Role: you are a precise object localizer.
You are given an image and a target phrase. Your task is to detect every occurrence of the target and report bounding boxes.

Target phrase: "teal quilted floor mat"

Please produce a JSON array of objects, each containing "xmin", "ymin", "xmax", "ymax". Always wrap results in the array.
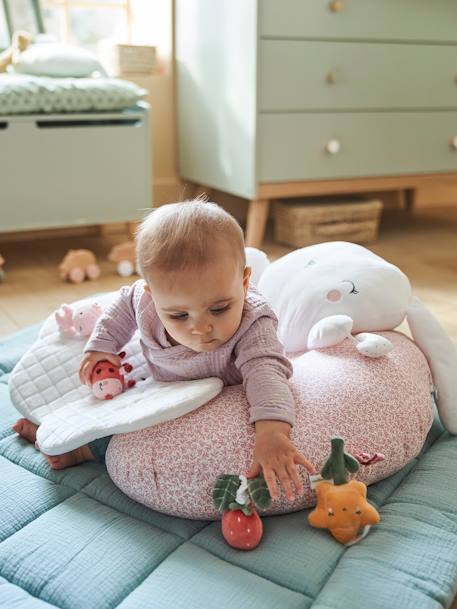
[{"xmin": 1, "ymin": 325, "xmax": 457, "ymax": 609}]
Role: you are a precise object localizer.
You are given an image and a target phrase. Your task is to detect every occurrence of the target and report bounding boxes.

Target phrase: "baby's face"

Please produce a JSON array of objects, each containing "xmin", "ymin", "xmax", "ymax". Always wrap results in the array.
[{"xmin": 147, "ymin": 257, "xmax": 251, "ymax": 352}]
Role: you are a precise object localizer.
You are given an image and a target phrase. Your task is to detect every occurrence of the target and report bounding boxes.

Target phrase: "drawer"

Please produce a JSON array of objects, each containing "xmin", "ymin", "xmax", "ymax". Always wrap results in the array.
[
  {"xmin": 259, "ymin": 40, "xmax": 457, "ymax": 111},
  {"xmin": 260, "ymin": 0, "xmax": 457, "ymax": 43},
  {"xmin": 258, "ymin": 112, "xmax": 457, "ymax": 182}
]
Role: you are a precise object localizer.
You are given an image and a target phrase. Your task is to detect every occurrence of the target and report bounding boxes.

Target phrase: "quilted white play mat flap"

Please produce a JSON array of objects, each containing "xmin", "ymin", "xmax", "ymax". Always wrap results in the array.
[{"xmin": 9, "ymin": 292, "xmax": 223, "ymax": 455}]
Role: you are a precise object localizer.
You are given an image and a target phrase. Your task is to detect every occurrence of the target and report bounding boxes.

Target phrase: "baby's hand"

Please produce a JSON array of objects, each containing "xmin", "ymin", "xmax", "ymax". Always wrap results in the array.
[
  {"xmin": 246, "ymin": 420, "xmax": 316, "ymax": 502},
  {"xmin": 79, "ymin": 351, "xmax": 121, "ymax": 387}
]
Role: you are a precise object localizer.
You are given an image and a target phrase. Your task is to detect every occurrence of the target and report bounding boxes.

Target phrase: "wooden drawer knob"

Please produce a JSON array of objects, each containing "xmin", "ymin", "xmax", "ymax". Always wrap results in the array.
[
  {"xmin": 326, "ymin": 68, "xmax": 344, "ymax": 85},
  {"xmin": 325, "ymin": 139, "xmax": 341, "ymax": 154},
  {"xmin": 450, "ymin": 136, "xmax": 457, "ymax": 150},
  {"xmin": 329, "ymin": 0, "xmax": 345, "ymax": 13}
]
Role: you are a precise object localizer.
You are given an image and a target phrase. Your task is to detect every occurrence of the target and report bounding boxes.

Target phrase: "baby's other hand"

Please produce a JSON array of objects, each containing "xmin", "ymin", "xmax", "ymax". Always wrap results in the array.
[
  {"xmin": 79, "ymin": 351, "xmax": 121, "ymax": 387},
  {"xmin": 246, "ymin": 420, "xmax": 316, "ymax": 502}
]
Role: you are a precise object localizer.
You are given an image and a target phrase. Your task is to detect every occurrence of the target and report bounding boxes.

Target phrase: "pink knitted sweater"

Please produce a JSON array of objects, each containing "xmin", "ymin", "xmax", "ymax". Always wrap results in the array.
[{"xmin": 85, "ymin": 281, "xmax": 295, "ymax": 425}]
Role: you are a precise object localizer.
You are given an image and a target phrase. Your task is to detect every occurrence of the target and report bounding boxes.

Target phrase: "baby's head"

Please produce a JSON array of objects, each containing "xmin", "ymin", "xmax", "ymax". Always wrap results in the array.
[{"xmin": 136, "ymin": 200, "xmax": 251, "ymax": 352}]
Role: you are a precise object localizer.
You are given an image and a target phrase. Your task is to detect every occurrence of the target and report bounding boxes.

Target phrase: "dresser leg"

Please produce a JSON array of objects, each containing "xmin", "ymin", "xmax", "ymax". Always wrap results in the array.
[
  {"xmin": 98, "ymin": 224, "xmax": 111, "ymax": 238},
  {"xmin": 404, "ymin": 188, "xmax": 416, "ymax": 212},
  {"xmin": 185, "ymin": 181, "xmax": 212, "ymax": 201},
  {"xmin": 126, "ymin": 222, "xmax": 138, "ymax": 240},
  {"xmin": 195, "ymin": 185, "xmax": 212, "ymax": 200},
  {"xmin": 245, "ymin": 199, "xmax": 270, "ymax": 248}
]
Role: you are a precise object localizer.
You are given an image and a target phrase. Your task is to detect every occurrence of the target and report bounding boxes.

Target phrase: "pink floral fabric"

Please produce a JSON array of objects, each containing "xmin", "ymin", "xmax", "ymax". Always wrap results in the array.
[{"xmin": 106, "ymin": 332, "xmax": 434, "ymax": 520}]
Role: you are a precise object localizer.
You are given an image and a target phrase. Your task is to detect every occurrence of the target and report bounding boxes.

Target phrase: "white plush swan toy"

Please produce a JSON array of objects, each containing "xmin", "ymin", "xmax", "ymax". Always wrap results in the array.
[{"xmin": 246, "ymin": 241, "xmax": 457, "ymax": 434}]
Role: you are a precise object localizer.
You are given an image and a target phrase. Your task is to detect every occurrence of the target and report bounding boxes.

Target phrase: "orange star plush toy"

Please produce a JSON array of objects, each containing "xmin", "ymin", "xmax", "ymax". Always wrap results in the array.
[{"xmin": 308, "ymin": 437, "xmax": 380, "ymax": 545}]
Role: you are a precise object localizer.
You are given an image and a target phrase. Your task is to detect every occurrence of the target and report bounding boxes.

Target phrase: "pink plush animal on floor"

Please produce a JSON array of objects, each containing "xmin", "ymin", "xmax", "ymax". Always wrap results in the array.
[
  {"xmin": 55, "ymin": 302, "xmax": 103, "ymax": 338},
  {"xmin": 59, "ymin": 249, "xmax": 100, "ymax": 283},
  {"xmin": 108, "ymin": 241, "xmax": 137, "ymax": 277},
  {"xmin": 59, "ymin": 250, "xmax": 100, "ymax": 283},
  {"xmin": 91, "ymin": 352, "xmax": 136, "ymax": 400}
]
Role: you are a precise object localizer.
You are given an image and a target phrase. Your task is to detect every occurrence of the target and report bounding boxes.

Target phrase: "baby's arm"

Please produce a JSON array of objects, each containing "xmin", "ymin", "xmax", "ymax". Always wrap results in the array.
[
  {"xmin": 235, "ymin": 317, "xmax": 315, "ymax": 500},
  {"xmin": 234, "ymin": 315, "xmax": 296, "ymax": 426},
  {"xmin": 79, "ymin": 283, "xmax": 140, "ymax": 385}
]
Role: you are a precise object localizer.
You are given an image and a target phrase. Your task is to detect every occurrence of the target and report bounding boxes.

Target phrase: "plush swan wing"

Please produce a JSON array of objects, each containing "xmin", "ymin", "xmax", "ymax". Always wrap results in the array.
[
  {"xmin": 308, "ymin": 315, "xmax": 393, "ymax": 357},
  {"xmin": 307, "ymin": 315, "xmax": 354, "ymax": 349},
  {"xmin": 406, "ymin": 296, "xmax": 457, "ymax": 434},
  {"xmin": 354, "ymin": 333, "xmax": 394, "ymax": 358}
]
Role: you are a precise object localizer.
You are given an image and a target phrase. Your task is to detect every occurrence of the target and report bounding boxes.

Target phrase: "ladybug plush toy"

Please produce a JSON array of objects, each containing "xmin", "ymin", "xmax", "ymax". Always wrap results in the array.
[{"xmin": 90, "ymin": 352, "xmax": 135, "ymax": 400}]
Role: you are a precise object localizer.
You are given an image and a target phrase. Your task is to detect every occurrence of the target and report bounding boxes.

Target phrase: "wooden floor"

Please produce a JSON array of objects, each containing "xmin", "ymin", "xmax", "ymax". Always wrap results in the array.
[{"xmin": 0, "ymin": 206, "xmax": 456, "ymax": 341}]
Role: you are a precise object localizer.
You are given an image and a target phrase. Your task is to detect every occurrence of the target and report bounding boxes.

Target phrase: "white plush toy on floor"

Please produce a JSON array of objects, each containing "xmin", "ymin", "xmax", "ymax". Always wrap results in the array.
[{"xmin": 247, "ymin": 241, "xmax": 457, "ymax": 434}]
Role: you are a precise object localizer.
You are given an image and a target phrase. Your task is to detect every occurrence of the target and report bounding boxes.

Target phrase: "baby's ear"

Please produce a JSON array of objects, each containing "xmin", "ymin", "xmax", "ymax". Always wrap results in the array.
[{"xmin": 243, "ymin": 266, "xmax": 252, "ymax": 290}]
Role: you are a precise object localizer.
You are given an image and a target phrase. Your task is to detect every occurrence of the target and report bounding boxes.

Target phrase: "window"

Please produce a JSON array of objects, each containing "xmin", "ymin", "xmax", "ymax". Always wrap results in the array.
[
  {"xmin": 42, "ymin": 0, "xmax": 131, "ymax": 53},
  {"xmin": 1, "ymin": 0, "xmax": 44, "ymax": 46},
  {"xmin": 0, "ymin": 3, "xmax": 9, "ymax": 48},
  {"xmin": 0, "ymin": 1, "xmax": 170, "ymax": 67}
]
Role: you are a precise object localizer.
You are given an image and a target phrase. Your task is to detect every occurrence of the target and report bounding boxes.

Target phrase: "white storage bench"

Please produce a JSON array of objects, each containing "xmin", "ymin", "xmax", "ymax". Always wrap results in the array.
[{"xmin": 0, "ymin": 102, "xmax": 152, "ymax": 232}]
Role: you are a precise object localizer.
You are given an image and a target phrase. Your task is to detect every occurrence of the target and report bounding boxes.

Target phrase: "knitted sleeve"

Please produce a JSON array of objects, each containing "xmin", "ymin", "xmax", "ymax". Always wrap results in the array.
[
  {"xmin": 84, "ymin": 282, "xmax": 140, "ymax": 354},
  {"xmin": 234, "ymin": 316, "xmax": 295, "ymax": 426}
]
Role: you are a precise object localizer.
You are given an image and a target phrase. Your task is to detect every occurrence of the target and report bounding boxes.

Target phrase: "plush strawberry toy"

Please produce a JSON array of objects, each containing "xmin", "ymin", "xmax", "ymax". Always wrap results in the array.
[
  {"xmin": 90, "ymin": 351, "xmax": 135, "ymax": 400},
  {"xmin": 213, "ymin": 474, "xmax": 271, "ymax": 550}
]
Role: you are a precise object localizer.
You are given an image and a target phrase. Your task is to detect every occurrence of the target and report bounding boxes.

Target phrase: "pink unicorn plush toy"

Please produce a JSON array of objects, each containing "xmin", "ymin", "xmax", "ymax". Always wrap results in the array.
[{"xmin": 55, "ymin": 302, "xmax": 103, "ymax": 338}]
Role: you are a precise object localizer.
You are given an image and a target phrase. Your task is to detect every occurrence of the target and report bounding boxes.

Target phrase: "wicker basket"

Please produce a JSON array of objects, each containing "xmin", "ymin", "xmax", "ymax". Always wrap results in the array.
[
  {"xmin": 274, "ymin": 198, "xmax": 383, "ymax": 248},
  {"xmin": 99, "ymin": 42, "xmax": 157, "ymax": 75}
]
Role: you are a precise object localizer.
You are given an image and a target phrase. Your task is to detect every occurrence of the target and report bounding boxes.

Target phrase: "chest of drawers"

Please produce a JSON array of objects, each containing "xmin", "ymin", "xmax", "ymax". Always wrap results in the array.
[{"xmin": 175, "ymin": 0, "xmax": 457, "ymax": 247}]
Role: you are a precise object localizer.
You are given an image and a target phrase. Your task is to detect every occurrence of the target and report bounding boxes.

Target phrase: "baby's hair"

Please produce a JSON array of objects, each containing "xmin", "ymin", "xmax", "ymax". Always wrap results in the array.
[{"xmin": 136, "ymin": 199, "xmax": 246, "ymax": 278}]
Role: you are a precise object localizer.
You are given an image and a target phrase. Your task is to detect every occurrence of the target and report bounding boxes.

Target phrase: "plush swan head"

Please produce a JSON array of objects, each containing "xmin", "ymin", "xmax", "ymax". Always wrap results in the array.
[{"xmin": 257, "ymin": 242, "xmax": 411, "ymax": 353}]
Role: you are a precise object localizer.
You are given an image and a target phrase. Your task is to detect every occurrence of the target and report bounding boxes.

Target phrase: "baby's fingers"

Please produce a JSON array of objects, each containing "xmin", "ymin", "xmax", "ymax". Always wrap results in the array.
[
  {"xmin": 78, "ymin": 359, "xmax": 89, "ymax": 385},
  {"xmin": 263, "ymin": 467, "xmax": 279, "ymax": 500},
  {"xmin": 276, "ymin": 467, "xmax": 295, "ymax": 502},
  {"xmin": 294, "ymin": 452, "xmax": 317, "ymax": 475},
  {"xmin": 286, "ymin": 462, "xmax": 304, "ymax": 496},
  {"xmin": 105, "ymin": 353, "xmax": 122, "ymax": 367},
  {"xmin": 80, "ymin": 361, "xmax": 94, "ymax": 386}
]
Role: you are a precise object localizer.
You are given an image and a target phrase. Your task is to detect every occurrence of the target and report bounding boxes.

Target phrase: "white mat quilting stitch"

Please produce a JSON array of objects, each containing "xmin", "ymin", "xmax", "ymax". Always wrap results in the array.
[{"xmin": 9, "ymin": 292, "xmax": 223, "ymax": 455}]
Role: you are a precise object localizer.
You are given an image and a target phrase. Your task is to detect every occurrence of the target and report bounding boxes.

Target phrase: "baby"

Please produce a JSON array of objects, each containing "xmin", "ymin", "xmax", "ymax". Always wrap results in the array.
[{"xmin": 14, "ymin": 200, "xmax": 314, "ymax": 501}]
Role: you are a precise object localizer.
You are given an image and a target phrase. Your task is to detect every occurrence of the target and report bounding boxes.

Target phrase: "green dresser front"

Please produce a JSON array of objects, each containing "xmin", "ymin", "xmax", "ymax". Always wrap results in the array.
[
  {"xmin": 257, "ymin": 0, "xmax": 457, "ymax": 185},
  {"xmin": 260, "ymin": 0, "xmax": 457, "ymax": 43},
  {"xmin": 258, "ymin": 112, "xmax": 457, "ymax": 182},
  {"xmin": 175, "ymin": 1, "xmax": 457, "ymax": 203},
  {"xmin": 259, "ymin": 40, "xmax": 457, "ymax": 112}
]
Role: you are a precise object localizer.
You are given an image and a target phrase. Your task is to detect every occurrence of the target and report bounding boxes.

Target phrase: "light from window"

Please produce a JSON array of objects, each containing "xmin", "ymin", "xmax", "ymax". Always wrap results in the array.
[
  {"xmin": 41, "ymin": 1, "xmax": 170, "ymax": 65},
  {"xmin": 42, "ymin": 0, "xmax": 131, "ymax": 54}
]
